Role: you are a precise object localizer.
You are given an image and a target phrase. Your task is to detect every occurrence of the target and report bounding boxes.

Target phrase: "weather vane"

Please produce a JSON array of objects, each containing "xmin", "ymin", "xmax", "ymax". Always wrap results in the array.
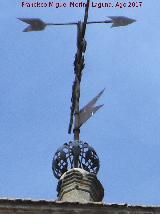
[{"xmin": 18, "ymin": 0, "xmax": 136, "ymax": 181}]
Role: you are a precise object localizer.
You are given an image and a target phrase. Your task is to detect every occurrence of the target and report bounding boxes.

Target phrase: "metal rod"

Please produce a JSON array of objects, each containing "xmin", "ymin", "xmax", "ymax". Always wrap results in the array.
[
  {"xmin": 46, "ymin": 20, "xmax": 111, "ymax": 26},
  {"xmin": 73, "ymin": 0, "xmax": 90, "ymax": 142},
  {"xmin": 68, "ymin": 17, "xmax": 111, "ymax": 138},
  {"xmin": 87, "ymin": 20, "xmax": 112, "ymax": 24},
  {"xmin": 73, "ymin": 22, "xmax": 82, "ymax": 141},
  {"xmin": 47, "ymin": 22, "xmax": 77, "ymax": 26},
  {"xmin": 82, "ymin": 0, "xmax": 90, "ymax": 37}
]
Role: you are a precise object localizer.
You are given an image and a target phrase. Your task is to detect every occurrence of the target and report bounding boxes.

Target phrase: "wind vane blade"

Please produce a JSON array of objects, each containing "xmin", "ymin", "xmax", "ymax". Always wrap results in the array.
[
  {"xmin": 80, "ymin": 88, "xmax": 105, "ymax": 113},
  {"xmin": 78, "ymin": 88, "xmax": 105, "ymax": 128},
  {"xmin": 79, "ymin": 104, "xmax": 104, "ymax": 128}
]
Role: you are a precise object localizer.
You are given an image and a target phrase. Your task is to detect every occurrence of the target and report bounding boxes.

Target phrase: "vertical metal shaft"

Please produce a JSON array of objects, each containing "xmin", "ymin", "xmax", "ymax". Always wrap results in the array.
[
  {"xmin": 73, "ymin": 22, "xmax": 82, "ymax": 142},
  {"xmin": 73, "ymin": 0, "xmax": 90, "ymax": 142},
  {"xmin": 82, "ymin": 0, "xmax": 90, "ymax": 37}
]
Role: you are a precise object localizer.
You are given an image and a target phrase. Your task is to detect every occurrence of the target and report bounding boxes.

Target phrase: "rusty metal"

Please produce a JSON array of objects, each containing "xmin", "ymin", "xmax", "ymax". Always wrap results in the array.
[
  {"xmin": 68, "ymin": 0, "xmax": 90, "ymax": 138},
  {"xmin": 18, "ymin": 2, "xmax": 136, "ymax": 181}
]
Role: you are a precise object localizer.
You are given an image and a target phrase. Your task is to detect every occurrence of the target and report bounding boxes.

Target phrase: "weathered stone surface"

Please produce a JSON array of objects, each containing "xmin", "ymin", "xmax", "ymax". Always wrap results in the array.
[
  {"xmin": 57, "ymin": 168, "xmax": 104, "ymax": 202},
  {"xmin": 0, "ymin": 199, "xmax": 160, "ymax": 214}
]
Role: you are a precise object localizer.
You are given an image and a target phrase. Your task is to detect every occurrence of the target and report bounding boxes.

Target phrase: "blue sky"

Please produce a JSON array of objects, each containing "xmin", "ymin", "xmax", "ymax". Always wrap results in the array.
[{"xmin": 0, "ymin": 0, "xmax": 160, "ymax": 205}]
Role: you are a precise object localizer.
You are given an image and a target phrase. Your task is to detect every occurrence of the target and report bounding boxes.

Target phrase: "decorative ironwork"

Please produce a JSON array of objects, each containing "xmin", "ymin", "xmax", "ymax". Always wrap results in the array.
[
  {"xmin": 52, "ymin": 141, "xmax": 99, "ymax": 179},
  {"xmin": 18, "ymin": 0, "xmax": 136, "ymax": 182}
]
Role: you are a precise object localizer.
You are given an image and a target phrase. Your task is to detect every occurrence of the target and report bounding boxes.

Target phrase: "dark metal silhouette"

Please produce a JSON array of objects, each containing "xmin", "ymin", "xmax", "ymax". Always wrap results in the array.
[
  {"xmin": 18, "ymin": 4, "xmax": 136, "ymax": 180},
  {"xmin": 68, "ymin": 0, "xmax": 90, "ymax": 140},
  {"xmin": 18, "ymin": 16, "xmax": 136, "ymax": 32},
  {"xmin": 18, "ymin": 18, "xmax": 46, "ymax": 32},
  {"xmin": 52, "ymin": 141, "xmax": 99, "ymax": 179}
]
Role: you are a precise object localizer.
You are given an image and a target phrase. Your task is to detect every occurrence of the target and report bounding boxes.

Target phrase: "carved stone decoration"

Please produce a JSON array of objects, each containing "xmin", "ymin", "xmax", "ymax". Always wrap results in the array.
[{"xmin": 57, "ymin": 168, "xmax": 104, "ymax": 202}]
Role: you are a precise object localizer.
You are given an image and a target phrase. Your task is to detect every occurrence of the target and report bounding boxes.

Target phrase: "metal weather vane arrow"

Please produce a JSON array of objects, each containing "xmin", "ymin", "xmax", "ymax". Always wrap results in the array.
[
  {"xmin": 108, "ymin": 16, "xmax": 136, "ymax": 27},
  {"xmin": 18, "ymin": 16, "xmax": 136, "ymax": 32},
  {"xmin": 18, "ymin": 3, "xmax": 136, "ymax": 180},
  {"xmin": 18, "ymin": 8, "xmax": 136, "ymax": 141}
]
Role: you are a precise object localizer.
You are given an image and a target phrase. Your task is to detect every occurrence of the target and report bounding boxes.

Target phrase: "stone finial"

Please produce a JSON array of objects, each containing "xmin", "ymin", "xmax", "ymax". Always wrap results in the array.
[{"xmin": 57, "ymin": 168, "xmax": 104, "ymax": 202}]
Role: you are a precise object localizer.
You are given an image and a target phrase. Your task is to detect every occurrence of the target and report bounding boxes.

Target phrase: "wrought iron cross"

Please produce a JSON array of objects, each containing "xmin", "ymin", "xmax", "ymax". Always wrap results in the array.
[{"xmin": 18, "ymin": 3, "xmax": 136, "ymax": 177}]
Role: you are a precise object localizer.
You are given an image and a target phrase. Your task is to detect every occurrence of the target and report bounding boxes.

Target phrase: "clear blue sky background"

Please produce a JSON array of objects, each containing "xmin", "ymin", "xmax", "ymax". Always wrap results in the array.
[{"xmin": 0, "ymin": 0, "xmax": 160, "ymax": 205}]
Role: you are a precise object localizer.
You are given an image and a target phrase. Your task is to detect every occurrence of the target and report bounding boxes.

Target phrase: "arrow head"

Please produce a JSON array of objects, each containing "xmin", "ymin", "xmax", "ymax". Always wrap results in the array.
[{"xmin": 108, "ymin": 16, "xmax": 136, "ymax": 27}]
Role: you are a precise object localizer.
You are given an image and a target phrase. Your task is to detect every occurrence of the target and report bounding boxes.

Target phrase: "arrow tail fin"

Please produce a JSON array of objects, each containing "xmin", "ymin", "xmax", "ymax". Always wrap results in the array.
[{"xmin": 78, "ymin": 89, "xmax": 105, "ymax": 128}]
